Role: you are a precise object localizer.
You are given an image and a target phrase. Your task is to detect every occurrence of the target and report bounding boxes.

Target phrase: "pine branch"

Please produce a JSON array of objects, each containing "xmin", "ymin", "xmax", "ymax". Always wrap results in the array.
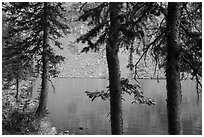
[{"xmin": 85, "ymin": 78, "xmax": 156, "ymax": 105}]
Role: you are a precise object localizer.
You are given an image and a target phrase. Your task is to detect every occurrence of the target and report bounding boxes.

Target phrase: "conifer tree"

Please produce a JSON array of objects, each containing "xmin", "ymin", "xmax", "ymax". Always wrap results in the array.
[
  {"xmin": 166, "ymin": 2, "xmax": 183, "ymax": 134},
  {"xmin": 77, "ymin": 2, "xmax": 159, "ymax": 134},
  {"xmin": 2, "ymin": 12, "xmax": 34, "ymax": 98},
  {"xmin": 77, "ymin": 2, "xmax": 124, "ymax": 134},
  {"xmin": 3, "ymin": 2, "xmax": 69, "ymax": 118}
]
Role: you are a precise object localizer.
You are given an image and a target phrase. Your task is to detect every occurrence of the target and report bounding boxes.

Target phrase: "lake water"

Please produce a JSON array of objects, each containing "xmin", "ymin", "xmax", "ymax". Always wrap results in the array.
[{"xmin": 33, "ymin": 78, "xmax": 202, "ymax": 135}]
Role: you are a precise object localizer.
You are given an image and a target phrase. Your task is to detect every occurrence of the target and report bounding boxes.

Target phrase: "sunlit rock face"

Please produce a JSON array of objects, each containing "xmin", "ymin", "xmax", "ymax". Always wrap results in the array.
[{"xmin": 55, "ymin": 34, "xmax": 165, "ymax": 79}]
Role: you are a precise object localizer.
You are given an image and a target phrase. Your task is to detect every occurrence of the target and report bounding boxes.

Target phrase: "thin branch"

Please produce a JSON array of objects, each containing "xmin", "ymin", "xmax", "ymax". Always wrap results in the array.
[
  {"xmin": 79, "ymin": 2, "xmax": 87, "ymax": 12},
  {"xmin": 134, "ymin": 30, "xmax": 165, "ymax": 68},
  {"xmin": 48, "ymin": 78, "xmax": 55, "ymax": 93},
  {"xmin": 181, "ymin": 54, "xmax": 202, "ymax": 77}
]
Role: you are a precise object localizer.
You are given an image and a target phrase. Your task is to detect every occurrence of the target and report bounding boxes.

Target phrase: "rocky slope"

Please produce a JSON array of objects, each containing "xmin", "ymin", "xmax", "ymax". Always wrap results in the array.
[{"xmin": 54, "ymin": 34, "xmax": 165, "ymax": 79}]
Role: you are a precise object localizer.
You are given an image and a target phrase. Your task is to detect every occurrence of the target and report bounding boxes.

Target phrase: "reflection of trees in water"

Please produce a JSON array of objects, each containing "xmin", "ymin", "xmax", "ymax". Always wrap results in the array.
[
  {"xmin": 48, "ymin": 79, "xmax": 201, "ymax": 134},
  {"xmin": 77, "ymin": 100, "xmax": 110, "ymax": 134},
  {"xmin": 154, "ymin": 98, "xmax": 168, "ymax": 133},
  {"xmin": 125, "ymin": 99, "xmax": 167, "ymax": 134},
  {"xmin": 126, "ymin": 80, "xmax": 168, "ymax": 134},
  {"xmin": 67, "ymin": 98, "xmax": 78, "ymax": 116},
  {"xmin": 182, "ymin": 116, "xmax": 202, "ymax": 135},
  {"xmin": 126, "ymin": 96, "xmax": 201, "ymax": 135}
]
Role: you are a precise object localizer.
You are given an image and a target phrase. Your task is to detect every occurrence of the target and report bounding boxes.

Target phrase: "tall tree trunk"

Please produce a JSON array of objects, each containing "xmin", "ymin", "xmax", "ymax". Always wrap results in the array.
[
  {"xmin": 15, "ymin": 75, "xmax": 19, "ymax": 99},
  {"xmin": 36, "ymin": 2, "xmax": 49, "ymax": 118},
  {"xmin": 106, "ymin": 2, "xmax": 123, "ymax": 135},
  {"xmin": 166, "ymin": 2, "xmax": 183, "ymax": 135},
  {"xmin": 15, "ymin": 66, "xmax": 19, "ymax": 99},
  {"xmin": 128, "ymin": 41, "xmax": 134, "ymax": 77}
]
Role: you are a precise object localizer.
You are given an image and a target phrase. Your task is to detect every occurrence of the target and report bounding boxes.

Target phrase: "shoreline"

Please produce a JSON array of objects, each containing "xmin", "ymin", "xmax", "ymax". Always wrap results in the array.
[{"xmin": 51, "ymin": 76, "xmax": 194, "ymax": 80}]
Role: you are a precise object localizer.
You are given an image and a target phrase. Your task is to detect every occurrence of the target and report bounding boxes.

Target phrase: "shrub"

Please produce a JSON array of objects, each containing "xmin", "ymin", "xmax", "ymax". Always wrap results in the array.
[{"xmin": 2, "ymin": 110, "xmax": 39, "ymax": 135}]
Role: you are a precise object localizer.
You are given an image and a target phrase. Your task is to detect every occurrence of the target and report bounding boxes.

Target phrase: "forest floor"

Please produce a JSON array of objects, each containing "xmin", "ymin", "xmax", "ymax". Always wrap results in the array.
[{"xmin": 2, "ymin": 86, "xmax": 72, "ymax": 135}]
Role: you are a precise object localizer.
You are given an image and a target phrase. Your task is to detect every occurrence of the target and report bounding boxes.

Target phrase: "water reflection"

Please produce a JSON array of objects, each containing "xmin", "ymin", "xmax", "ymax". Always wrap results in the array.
[{"xmin": 32, "ymin": 78, "xmax": 201, "ymax": 135}]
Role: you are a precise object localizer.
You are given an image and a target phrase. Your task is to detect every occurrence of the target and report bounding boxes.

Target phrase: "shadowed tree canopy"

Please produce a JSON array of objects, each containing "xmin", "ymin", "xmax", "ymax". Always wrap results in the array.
[
  {"xmin": 2, "ymin": 2, "xmax": 201, "ymax": 135},
  {"xmin": 77, "ymin": 2, "xmax": 159, "ymax": 134},
  {"xmin": 148, "ymin": 2, "xmax": 202, "ymax": 92},
  {"xmin": 3, "ymin": 2, "xmax": 69, "ymax": 76},
  {"xmin": 3, "ymin": 2, "xmax": 70, "ymax": 117},
  {"xmin": 77, "ymin": 2, "xmax": 202, "ymax": 134},
  {"xmin": 77, "ymin": 2, "xmax": 157, "ymax": 106},
  {"xmin": 2, "ymin": 11, "xmax": 34, "ymax": 96}
]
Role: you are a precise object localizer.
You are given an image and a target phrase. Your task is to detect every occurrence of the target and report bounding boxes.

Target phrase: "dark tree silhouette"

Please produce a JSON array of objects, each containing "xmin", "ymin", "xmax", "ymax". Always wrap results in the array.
[
  {"xmin": 106, "ymin": 3, "xmax": 123, "ymax": 134},
  {"xmin": 3, "ymin": 2, "xmax": 69, "ymax": 118},
  {"xmin": 166, "ymin": 2, "xmax": 183, "ymax": 134}
]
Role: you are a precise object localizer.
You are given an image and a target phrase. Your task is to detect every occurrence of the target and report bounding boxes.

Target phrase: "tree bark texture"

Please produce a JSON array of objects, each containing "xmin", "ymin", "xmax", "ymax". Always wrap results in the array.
[
  {"xmin": 15, "ymin": 65, "xmax": 19, "ymax": 99},
  {"xmin": 166, "ymin": 2, "xmax": 183, "ymax": 135},
  {"xmin": 15, "ymin": 76, "xmax": 19, "ymax": 99},
  {"xmin": 36, "ymin": 2, "xmax": 49, "ymax": 118},
  {"xmin": 106, "ymin": 2, "xmax": 123, "ymax": 135},
  {"xmin": 129, "ymin": 42, "xmax": 134, "ymax": 71}
]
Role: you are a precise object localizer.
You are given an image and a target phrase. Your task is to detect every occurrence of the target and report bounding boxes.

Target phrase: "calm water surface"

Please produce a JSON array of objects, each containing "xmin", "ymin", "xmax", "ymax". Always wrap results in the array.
[{"xmin": 33, "ymin": 78, "xmax": 202, "ymax": 135}]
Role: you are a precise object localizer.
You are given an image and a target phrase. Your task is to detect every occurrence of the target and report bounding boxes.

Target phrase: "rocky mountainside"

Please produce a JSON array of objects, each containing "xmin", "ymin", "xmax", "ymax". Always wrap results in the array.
[{"xmin": 53, "ymin": 34, "xmax": 165, "ymax": 79}]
